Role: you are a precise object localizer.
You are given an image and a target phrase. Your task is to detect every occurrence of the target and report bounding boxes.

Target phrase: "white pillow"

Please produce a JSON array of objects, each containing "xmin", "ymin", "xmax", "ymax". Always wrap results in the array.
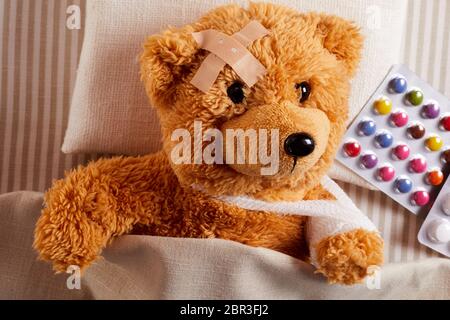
[{"xmin": 62, "ymin": 0, "xmax": 407, "ymax": 186}]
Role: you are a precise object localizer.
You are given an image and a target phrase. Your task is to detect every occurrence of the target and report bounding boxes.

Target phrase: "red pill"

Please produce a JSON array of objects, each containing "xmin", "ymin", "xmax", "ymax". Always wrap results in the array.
[
  {"xmin": 440, "ymin": 115, "xmax": 450, "ymax": 131},
  {"xmin": 343, "ymin": 141, "xmax": 361, "ymax": 157}
]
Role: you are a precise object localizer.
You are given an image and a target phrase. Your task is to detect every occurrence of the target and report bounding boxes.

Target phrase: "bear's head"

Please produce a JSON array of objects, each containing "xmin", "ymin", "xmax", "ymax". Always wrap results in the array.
[{"xmin": 140, "ymin": 2, "xmax": 363, "ymax": 200}]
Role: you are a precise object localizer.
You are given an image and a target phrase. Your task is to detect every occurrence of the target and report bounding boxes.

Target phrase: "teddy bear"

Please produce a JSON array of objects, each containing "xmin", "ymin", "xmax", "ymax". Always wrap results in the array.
[{"xmin": 34, "ymin": 2, "xmax": 383, "ymax": 285}]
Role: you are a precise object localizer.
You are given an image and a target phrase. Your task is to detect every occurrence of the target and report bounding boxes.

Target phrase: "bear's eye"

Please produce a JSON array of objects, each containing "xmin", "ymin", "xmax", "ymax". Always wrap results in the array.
[
  {"xmin": 227, "ymin": 82, "xmax": 245, "ymax": 104},
  {"xmin": 296, "ymin": 81, "xmax": 311, "ymax": 103}
]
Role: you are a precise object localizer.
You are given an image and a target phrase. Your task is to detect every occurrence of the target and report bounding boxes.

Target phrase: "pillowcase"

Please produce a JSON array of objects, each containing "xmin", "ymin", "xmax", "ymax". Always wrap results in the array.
[{"xmin": 62, "ymin": 0, "xmax": 408, "ymax": 187}]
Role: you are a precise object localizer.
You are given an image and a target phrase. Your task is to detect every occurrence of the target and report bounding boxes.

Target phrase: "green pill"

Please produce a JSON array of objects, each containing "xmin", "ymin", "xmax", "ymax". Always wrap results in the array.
[{"xmin": 407, "ymin": 89, "xmax": 424, "ymax": 106}]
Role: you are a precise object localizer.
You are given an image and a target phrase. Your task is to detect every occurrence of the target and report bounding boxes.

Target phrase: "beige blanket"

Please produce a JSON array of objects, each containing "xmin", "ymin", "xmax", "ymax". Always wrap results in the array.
[{"xmin": 1, "ymin": 191, "xmax": 449, "ymax": 300}]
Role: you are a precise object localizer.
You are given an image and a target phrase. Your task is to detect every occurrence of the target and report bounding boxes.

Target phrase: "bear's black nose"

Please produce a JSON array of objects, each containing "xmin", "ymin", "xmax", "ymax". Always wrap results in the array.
[{"xmin": 284, "ymin": 133, "xmax": 315, "ymax": 157}]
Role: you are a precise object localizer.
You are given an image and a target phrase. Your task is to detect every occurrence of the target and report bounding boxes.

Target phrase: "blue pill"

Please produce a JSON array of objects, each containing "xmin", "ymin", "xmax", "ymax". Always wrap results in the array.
[
  {"xmin": 375, "ymin": 131, "xmax": 393, "ymax": 148},
  {"xmin": 358, "ymin": 119, "xmax": 377, "ymax": 136},
  {"xmin": 395, "ymin": 177, "xmax": 413, "ymax": 193},
  {"xmin": 389, "ymin": 76, "xmax": 408, "ymax": 94}
]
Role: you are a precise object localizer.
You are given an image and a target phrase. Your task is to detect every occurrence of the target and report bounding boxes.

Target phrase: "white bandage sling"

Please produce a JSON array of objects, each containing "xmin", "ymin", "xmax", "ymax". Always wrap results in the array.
[{"xmin": 212, "ymin": 176, "xmax": 379, "ymax": 266}]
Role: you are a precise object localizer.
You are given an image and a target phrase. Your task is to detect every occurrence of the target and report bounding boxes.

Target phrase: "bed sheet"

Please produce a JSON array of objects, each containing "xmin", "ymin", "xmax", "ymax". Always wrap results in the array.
[{"xmin": 1, "ymin": 191, "xmax": 449, "ymax": 299}]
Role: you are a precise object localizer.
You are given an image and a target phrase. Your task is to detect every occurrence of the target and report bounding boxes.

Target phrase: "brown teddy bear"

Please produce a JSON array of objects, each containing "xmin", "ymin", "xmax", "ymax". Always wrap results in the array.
[{"xmin": 34, "ymin": 2, "xmax": 383, "ymax": 285}]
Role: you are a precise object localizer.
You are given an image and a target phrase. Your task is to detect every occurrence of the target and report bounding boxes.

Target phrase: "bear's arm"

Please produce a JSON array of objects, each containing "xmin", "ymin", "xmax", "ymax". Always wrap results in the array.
[
  {"xmin": 305, "ymin": 183, "xmax": 384, "ymax": 285},
  {"xmin": 33, "ymin": 151, "xmax": 174, "ymax": 272}
]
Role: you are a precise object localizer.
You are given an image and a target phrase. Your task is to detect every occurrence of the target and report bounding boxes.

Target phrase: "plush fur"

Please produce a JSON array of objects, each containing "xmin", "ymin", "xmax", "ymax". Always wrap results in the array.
[{"xmin": 34, "ymin": 3, "xmax": 383, "ymax": 284}]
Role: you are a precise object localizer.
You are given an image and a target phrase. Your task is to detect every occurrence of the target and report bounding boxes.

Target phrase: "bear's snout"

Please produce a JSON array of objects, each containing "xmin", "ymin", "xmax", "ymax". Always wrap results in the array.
[
  {"xmin": 220, "ymin": 101, "xmax": 330, "ymax": 177},
  {"xmin": 284, "ymin": 133, "xmax": 315, "ymax": 158}
]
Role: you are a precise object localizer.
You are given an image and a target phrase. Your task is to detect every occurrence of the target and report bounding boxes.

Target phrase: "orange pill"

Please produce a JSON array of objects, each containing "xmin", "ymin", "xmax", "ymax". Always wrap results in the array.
[{"xmin": 427, "ymin": 170, "xmax": 444, "ymax": 186}]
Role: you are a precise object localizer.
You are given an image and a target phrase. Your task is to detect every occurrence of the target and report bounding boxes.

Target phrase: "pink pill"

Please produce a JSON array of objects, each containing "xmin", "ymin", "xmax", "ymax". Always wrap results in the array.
[
  {"xmin": 390, "ymin": 110, "xmax": 409, "ymax": 127},
  {"xmin": 392, "ymin": 144, "xmax": 410, "ymax": 160},
  {"xmin": 377, "ymin": 165, "xmax": 395, "ymax": 181},
  {"xmin": 409, "ymin": 156, "xmax": 427, "ymax": 173},
  {"xmin": 412, "ymin": 190, "xmax": 430, "ymax": 206}
]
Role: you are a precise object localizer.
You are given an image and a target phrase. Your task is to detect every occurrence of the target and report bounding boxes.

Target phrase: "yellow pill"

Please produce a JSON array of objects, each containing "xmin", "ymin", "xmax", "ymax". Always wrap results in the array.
[
  {"xmin": 426, "ymin": 135, "xmax": 443, "ymax": 151},
  {"xmin": 374, "ymin": 97, "xmax": 392, "ymax": 115}
]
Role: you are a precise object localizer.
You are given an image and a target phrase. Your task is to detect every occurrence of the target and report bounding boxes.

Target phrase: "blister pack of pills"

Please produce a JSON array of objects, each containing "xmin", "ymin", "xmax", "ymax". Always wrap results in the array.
[
  {"xmin": 336, "ymin": 64, "xmax": 450, "ymax": 216},
  {"xmin": 418, "ymin": 177, "xmax": 450, "ymax": 257}
]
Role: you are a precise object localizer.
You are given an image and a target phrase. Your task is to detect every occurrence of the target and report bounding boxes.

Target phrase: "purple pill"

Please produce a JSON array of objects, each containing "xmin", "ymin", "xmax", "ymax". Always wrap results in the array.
[
  {"xmin": 360, "ymin": 152, "xmax": 378, "ymax": 169},
  {"xmin": 422, "ymin": 101, "xmax": 440, "ymax": 119}
]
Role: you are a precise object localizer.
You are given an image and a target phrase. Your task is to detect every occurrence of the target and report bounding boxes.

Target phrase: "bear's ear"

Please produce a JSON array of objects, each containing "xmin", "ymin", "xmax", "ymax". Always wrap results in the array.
[
  {"xmin": 307, "ymin": 13, "xmax": 363, "ymax": 76},
  {"xmin": 140, "ymin": 25, "xmax": 199, "ymax": 107}
]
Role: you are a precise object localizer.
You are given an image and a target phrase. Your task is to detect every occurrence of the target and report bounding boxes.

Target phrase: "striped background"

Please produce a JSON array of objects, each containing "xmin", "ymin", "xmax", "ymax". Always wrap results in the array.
[
  {"xmin": 0, "ymin": 0, "xmax": 449, "ymax": 262},
  {"xmin": 0, "ymin": 0, "xmax": 95, "ymax": 194}
]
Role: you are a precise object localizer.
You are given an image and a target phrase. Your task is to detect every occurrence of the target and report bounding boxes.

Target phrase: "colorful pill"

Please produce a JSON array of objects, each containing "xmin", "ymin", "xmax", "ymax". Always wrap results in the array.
[
  {"xmin": 412, "ymin": 189, "xmax": 430, "ymax": 206},
  {"xmin": 375, "ymin": 131, "xmax": 394, "ymax": 148},
  {"xmin": 395, "ymin": 176, "xmax": 413, "ymax": 193},
  {"xmin": 389, "ymin": 76, "xmax": 408, "ymax": 94},
  {"xmin": 407, "ymin": 123, "xmax": 426, "ymax": 139},
  {"xmin": 440, "ymin": 115, "xmax": 450, "ymax": 131},
  {"xmin": 360, "ymin": 152, "xmax": 378, "ymax": 169},
  {"xmin": 409, "ymin": 156, "xmax": 427, "ymax": 173},
  {"xmin": 343, "ymin": 140, "xmax": 361, "ymax": 157},
  {"xmin": 427, "ymin": 219, "xmax": 450, "ymax": 243},
  {"xmin": 357, "ymin": 119, "xmax": 376, "ymax": 136},
  {"xmin": 425, "ymin": 135, "xmax": 443, "ymax": 151},
  {"xmin": 422, "ymin": 101, "xmax": 440, "ymax": 119},
  {"xmin": 407, "ymin": 89, "xmax": 424, "ymax": 106},
  {"xmin": 392, "ymin": 143, "xmax": 410, "ymax": 160},
  {"xmin": 426, "ymin": 169, "xmax": 444, "ymax": 186},
  {"xmin": 390, "ymin": 109, "xmax": 408, "ymax": 127},
  {"xmin": 373, "ymin": 97, "xmax": 392, "ymax": 115},
  {"xmin": 442, "ymin": 149, "xmax": 450, "ymax": 164},
  {"xmin": 377, "ymin": 165, "xmax": 395, "ymax": 182}
]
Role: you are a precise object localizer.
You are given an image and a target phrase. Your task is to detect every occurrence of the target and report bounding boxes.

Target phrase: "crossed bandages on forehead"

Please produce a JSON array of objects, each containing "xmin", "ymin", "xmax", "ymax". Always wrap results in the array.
[{"xmin": 190, "ymin": 20, "xmax": 270, "ymax": 93}]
